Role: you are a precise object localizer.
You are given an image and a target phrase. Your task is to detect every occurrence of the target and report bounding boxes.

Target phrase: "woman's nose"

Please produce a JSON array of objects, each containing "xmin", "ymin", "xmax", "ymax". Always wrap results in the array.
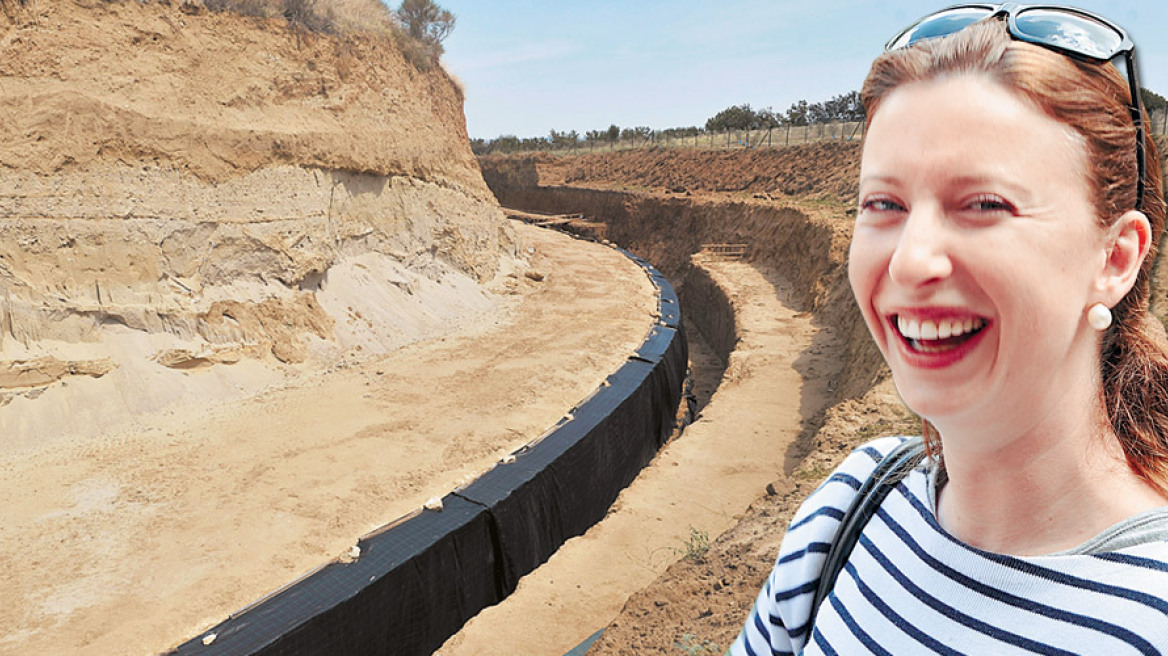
[{"xmin": 887, "ymin": 209, "xmax": 953, "ymax": 288}]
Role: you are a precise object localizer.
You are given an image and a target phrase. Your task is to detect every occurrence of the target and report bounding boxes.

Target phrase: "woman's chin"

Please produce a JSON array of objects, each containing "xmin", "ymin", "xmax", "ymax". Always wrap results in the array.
[{"xmin": 890, "ymin": 376, "xmax": 975, "ymax": 427}]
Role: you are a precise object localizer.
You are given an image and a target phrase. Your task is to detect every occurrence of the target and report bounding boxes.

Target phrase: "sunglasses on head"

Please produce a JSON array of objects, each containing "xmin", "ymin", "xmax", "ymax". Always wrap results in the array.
[{"xmin": 886, "ymin": 3, "xmax": 1146, "ymax": 211}]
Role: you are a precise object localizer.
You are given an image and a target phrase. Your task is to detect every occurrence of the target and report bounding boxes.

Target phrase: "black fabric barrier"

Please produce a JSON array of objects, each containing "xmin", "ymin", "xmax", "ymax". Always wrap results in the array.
[
  {"xmin": 635, "ymin": 323, "xmax": 681, "ymax": 364},
  {"xmin": 170, "ymin": 494, "xmax": 499, "ymax": 656},
  {"xmin": 169, "ymin": 256, "xmax": 686, "ymax": 656},
  {"xmin": 658, "ymin": 287, "xmax": 681, "ymax": 328},
  {"xmin": 457, "ymin": 326, "xmax": 685, "ymax": 592}
]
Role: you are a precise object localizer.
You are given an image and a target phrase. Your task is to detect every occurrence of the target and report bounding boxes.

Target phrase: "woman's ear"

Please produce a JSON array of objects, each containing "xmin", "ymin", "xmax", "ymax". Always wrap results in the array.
[{"xmin": 1098, "ymin": 210, "xmax": 1152, "ymax": 304}]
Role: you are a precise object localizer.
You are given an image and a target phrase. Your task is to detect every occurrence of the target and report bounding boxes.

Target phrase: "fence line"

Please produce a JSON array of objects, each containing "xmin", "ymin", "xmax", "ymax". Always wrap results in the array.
[{"xmin": 478, "ymin": 109, "xmax": 1168, "ymax": 156}]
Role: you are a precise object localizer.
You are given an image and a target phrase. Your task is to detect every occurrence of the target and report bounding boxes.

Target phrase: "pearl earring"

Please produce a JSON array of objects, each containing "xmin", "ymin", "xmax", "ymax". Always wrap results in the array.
[{"xmin": 1087, "ymin": 303, "xmax": 1112, "ymax": 331}]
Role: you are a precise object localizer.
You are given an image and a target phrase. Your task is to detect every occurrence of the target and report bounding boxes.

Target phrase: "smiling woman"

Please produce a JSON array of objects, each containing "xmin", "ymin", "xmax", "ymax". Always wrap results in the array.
[
  {"xmin": 853, "ymin": 74, "xmax": 1111, "ymax": 427},
  {"xmin": 732, "ymin": 5, "xmax": 1168, "ymax": 656}
]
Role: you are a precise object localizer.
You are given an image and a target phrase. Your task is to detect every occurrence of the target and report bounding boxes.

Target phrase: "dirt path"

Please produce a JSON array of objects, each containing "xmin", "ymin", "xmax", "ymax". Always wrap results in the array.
[
  {"xmin": 438, "ymin": 260, "xmax": 845, "ymax": 656},
  {"xmin": 0, "ymin": 222, "xmax": 656, "ymax": 656}
]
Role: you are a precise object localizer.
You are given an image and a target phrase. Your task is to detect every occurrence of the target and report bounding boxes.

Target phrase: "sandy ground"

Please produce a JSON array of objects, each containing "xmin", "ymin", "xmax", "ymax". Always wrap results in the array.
[
  {"xmin": 439, "ymin": 259, "xmax": 844, "ymax": 655},
  {"xmin": 0, "ymin": 221, "xmax": 656, "ymax": 656}
]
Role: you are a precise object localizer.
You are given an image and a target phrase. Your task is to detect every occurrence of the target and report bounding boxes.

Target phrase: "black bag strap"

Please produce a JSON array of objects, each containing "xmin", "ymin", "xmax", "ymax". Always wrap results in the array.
[{"xmin": 807, "ymin": 436, "xmax": 926, "ymax": 630}]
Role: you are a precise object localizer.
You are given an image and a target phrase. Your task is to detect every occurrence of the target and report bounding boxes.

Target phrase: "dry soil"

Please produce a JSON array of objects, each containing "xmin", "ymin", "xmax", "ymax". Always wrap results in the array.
[{"xmin": 0, "ymin": 221, "xmax": 657, "ymax": 656}]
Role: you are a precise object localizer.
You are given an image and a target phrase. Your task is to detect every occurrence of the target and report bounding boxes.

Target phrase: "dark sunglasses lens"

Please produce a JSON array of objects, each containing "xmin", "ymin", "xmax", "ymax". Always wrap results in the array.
[
  {"xmin": 1014, "ymin": 8, "xmax": 1123, "ymax": 60},
  {"xmin": 887, "ymin": 7, "xmax": 993, "ymax": 50}
]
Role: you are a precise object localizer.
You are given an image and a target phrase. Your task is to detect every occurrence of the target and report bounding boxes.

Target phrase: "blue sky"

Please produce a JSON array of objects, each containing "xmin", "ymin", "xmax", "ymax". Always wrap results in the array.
[{"xmin": 436, "ymin": 1, "xmax": 1168, "ymax": 139}]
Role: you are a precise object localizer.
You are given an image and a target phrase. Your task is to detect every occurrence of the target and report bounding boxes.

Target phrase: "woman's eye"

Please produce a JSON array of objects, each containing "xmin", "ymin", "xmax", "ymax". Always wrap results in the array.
[
  {"xmin": 861, "ymin": 197, "xmax": 905, "ymax": 212},
  {"xmin": 966, "ymin": 195, "xmax": 1014, "ymax": 213}
]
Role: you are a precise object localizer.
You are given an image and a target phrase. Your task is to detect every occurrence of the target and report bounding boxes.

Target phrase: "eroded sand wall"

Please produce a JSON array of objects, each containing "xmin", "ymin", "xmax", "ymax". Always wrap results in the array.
[
  {"xmin": 0, "ymin": 165, "xmax": 502, "ymax": 355},
  {"xmin": 0, "ymin": 1, "xmax": 515, "ymax": 411},
  {"xmin": 480, "ymin": 143, "xmax": 863, "ymax": 202}
]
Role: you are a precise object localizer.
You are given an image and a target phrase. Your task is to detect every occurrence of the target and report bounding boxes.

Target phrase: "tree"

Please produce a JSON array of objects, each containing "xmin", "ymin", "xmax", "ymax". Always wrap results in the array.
[
  {"xmin": 757, "ymin": 107, "xmax": 781, "ymax": 129},
  {"xmin": 837, "ymin": 90, "xmax": 865, "ymax": 121},
  {"xmin": 606, "ymin": 124, "xmax": 620, "ymax": 143},
  {"xmin": 549, "ymin": 129, "xmax": 579, "ymax": 149},
  {"xmin": 396, "ymin": 0, "xmax": 455, "ymax": 58},
  {"xmin": 705, "ymin": 104, "xmax": 759, "ymax": 132},
  {"xmin": 808, "ymin": 101, "xmax": 830, "ymax": 125},
  {"xmin": 784, "ymin": 100, "xmax": 809, "ymax": 127},
  {"xmin": 1142, "ymin": 87, "xmax": 1167, "ymax": 115}
]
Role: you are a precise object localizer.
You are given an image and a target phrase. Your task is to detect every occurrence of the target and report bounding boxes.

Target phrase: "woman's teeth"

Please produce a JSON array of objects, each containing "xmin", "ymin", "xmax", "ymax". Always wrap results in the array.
[{"xmin": 896, "ymin": 316, "xmax": 984, "ymax": 344}]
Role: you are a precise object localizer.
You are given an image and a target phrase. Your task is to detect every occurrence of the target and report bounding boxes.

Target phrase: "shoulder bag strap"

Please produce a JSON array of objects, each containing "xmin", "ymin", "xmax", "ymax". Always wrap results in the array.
[{"xmin": 807, "ymin": 435, "xmax": 926, "ymax": 630}]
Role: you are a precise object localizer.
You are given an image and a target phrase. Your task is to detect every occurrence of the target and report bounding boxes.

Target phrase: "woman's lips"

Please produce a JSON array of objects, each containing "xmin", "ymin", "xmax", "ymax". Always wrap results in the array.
[{"xmin": 888, "ymin": 313, "xmax": 989, "ymax": 367}]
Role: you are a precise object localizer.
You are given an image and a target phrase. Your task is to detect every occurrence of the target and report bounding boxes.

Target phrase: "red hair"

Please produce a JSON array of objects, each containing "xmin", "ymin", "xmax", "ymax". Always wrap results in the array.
[{"xmin": 861, "ymin": 19, "xmax": 1168, "ymax": 490}]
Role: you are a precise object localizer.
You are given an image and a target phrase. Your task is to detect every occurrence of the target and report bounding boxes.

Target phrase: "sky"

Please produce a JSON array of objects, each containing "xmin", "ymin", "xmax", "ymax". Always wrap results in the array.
[{"xmin": 435, "ymin": 1, "xmax": 1168, "ymax": 140}]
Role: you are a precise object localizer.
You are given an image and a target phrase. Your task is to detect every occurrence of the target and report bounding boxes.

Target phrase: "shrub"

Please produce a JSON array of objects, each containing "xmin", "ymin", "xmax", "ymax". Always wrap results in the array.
[{"xmin": 673, "ymin": 526, "xmax": 711, "ymax": 563}]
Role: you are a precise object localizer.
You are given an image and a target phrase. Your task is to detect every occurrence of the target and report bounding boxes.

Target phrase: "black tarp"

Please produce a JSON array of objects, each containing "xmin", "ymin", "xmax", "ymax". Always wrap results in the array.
[
  {"xmin": 457, "ymin": 331, "xmax": 684, "ymax": 591},
  {"xmin": 170, "ymin": 494, "xmax": 499, "ymax": 656}
]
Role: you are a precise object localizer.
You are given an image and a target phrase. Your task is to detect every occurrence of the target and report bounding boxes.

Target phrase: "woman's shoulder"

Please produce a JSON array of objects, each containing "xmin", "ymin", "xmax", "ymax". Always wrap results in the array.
[
  {"xmin": 778, "ymin": 435, "xmax": 926, "ymax": 572},
  {"xmin": 786, "ymin": 436, "xmax": 918, "ymax": 530},
  {"xmin": 741, "ymin": 437, "xmax": 924, "ymax": 654}
]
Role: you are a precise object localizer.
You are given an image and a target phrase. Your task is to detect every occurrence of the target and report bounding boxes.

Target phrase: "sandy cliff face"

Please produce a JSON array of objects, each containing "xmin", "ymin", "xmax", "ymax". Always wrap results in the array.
[{"xmin": 0, "ymin": 1, "xmax": 512, "ymax": 436}]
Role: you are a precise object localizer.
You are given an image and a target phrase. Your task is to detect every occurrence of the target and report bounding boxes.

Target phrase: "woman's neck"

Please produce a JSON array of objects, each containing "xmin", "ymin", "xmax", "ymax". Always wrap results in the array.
[{"xmin": 934, "ymin": 399, "xmax": 1167, "ymax": 556}]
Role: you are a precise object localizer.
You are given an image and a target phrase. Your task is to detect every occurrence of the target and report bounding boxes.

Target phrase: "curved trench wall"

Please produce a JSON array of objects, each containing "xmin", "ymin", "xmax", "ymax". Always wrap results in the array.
[
  {"xmin": 482, "ymin": 157, "xmax": 885, "ymax": 403},
  {"xmin": 168, "ymin": 246, "xmax": 686, "ymax": 656},
  {"xmin": 680, "ymin": 264, "xmax": 737, "ymax": 366}
]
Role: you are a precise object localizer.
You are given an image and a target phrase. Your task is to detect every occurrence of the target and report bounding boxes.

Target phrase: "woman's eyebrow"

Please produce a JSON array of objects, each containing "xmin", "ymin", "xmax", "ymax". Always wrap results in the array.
[
  {"xmin": 860, "ymin": 172, "xmax": 1034, "ymax": 200},
  {"xmin": 858, "ymin": 174, "xmax": 901, "ymax": 188},
  {"xmin": 944, "ymin": 175, "xmax": 1034, "ymax": 202}
]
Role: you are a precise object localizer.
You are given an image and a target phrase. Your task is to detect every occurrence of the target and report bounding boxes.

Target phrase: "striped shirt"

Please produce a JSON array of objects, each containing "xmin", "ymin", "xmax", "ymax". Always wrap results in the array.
[{"xmin": 731, "ymin": 437, "xmax": 1168, "ymax": 656}]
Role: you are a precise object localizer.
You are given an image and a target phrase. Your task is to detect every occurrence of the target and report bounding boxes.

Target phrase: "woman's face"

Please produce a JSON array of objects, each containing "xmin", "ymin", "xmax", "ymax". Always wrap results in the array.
[{"xmin": 849, "ymin": 75, "xmax": 1110, "ymax": 435}]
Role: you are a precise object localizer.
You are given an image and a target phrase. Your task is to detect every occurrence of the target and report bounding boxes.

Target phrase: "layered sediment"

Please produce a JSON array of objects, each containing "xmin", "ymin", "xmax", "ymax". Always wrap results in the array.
[{"xmin": 0, "ymin": 0, "xmax": 514, "ymax": 438}]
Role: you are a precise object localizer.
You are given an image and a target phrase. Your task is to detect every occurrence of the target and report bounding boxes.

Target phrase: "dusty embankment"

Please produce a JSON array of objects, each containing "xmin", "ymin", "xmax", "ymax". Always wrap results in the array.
[
  {"xmin": 0, "ymin": 3, "xmax": 662, "ymax": 655},
  {"xmin": 1, "ymin": 220, "xmax": 658, "ymax": 656},
  {"xmin": 0, "ymin": 0, "xmax": 511, "ymax": 442}
]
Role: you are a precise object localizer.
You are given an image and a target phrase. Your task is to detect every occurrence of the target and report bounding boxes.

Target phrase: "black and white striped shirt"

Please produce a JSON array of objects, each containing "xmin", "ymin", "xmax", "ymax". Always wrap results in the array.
[{"xmin": 732, "ymin": 437, "xmax": 1168, "ymax": 655}]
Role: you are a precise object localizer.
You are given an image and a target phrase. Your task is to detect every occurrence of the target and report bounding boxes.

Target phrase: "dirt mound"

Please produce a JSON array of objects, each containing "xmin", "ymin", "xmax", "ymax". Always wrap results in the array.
[
  {"xmin": 482, "ymin": 141, "xmax": 862, "ymax": 202},
  {"xmin": 0, "ymin": 0, "xmax": 514, "ymax": 440},
  {"xmin": 0, "ymin": 1, "xmax": 485, "ymax": 189}
]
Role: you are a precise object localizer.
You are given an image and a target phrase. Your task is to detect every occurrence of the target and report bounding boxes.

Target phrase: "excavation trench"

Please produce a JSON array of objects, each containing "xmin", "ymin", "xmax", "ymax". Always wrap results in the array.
[
  {"xmin": 454, "ymin": 141, "xmax": 1168, "ymax": 654},
  {"xmin": 440, "ymin": 162, "xmax": 887, "ymax": 654},
  {"xmin": 481, "ymin": 163, "xmax": 889, "ymax": 449}
]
